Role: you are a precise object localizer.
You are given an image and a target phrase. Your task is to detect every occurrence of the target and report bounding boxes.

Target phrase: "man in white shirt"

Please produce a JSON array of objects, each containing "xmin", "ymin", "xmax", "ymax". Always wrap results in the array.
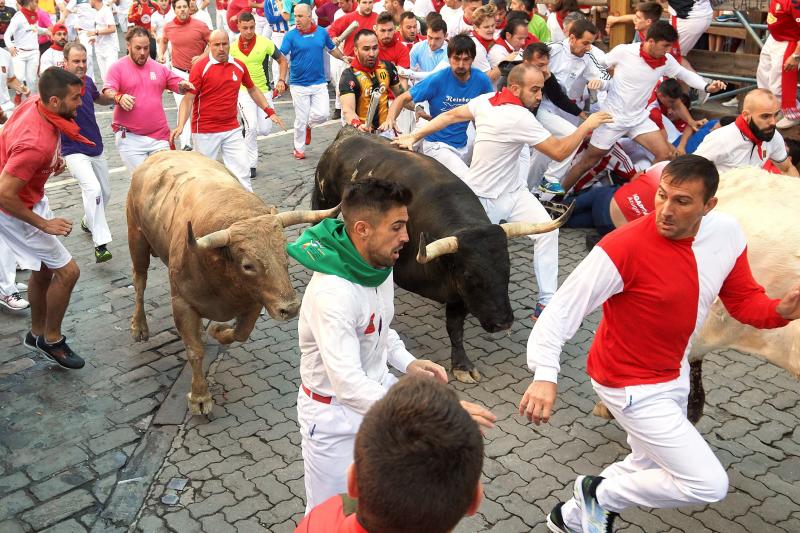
[
  {"xmin": 150, "ymin": 0, "xmax": 175, "ymax": 41},
  {"xmin": 68, "ymin": 0, "xmax": 99, "ymax": 78},
  {"xmin": 695, "ymin": 88, "xmax": 799, "ymax": 176},
  {"xmin": 288, "ymin": 177, "xmax": 449, "ymax": 512},
  {"xmin": 394, "ymin": 64, "xmax": 611, "ymax": 318},
  {"xmin": 440, "ymin": 0, "xmax": 463, "ymax": 29},
  {"xmin": 6, "ymin": 0, "xmax": 48, "ymax": 94},
  {"xmin": 39, "ymin": 23, "xmax": 68, "ymax": 74},
  {"xmin": 447, "ymin": 0, "xmax": 479, "ymax": 37},
  {"xmin": 86, "ymin": 0, "xmax": 119, "ymax": 81},
  {"xmin": 561, "ymin": 21, "xmax": 725, "ymax": 193},
  {"xmin": 0, "ymin": 46, "xmax": 29, "ymax": 120}
]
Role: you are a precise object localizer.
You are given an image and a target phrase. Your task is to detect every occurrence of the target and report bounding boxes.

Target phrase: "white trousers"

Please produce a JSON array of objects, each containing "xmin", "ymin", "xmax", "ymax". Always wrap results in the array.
[
  {"xmin": 290, "ymin": 83, "xmax": 329, "ymax": 153},
  {"xmin": 64, "ymin": 153, "xmax": 112, "ymax": 247},
  {"xmin": 0, "ymin": 232, "xmax": 18, "ymax": 296},
  {"xmin": 331, "ymin": 55, "xmax": 346, "ymax": 111},
  {"xmin": 77, "ymin": 31, "xmax": 96, "ymax": 80},
  {"xmin": 0, "ymin": 197, "xmax": 72, "ymax": 271},
  {"xmin": 238, "ymin": 89, "xmax": 274, "ymax": 168},
  {"xmin": 530, "ymin": 107, "xmax": 580, "ymax": 189},
  {"xmin": 193, "ymin": 128, "xmax": 252, "ymax": 191},
  {"xmin": 561, "ymin": 368, "xmax": 728, "ymax": 531},
  {"xmin": 117, "ymin": 0, "xmax": 132, "ymax": 31},
  {"xmin": 171, "ymin": 67, "xmax": 192, "ymax": 149},
  {"xmin": 675, "ymin": 15, "xmax": 711, "ymax": 55},
  {"xmin": 422, "ymin": 140, "xmax": 470, "ymax": 180},
  {"xmin": 95, "ymin": 46, "xmax": 118, "ymax": 83},
  {"xmin": 478, "ymin": 187, "xmax": 558, "ymax": 304},
  {"xmin": 12, "ymin": 49, "xmax": 39, "ymax": 94},
  {"xmin": 757, "ymin": 35, "xmax": 800, "ymax": 109},
  {"xmin": 115, "ymin": 130, "xmax": 170, "ymax": 176}
]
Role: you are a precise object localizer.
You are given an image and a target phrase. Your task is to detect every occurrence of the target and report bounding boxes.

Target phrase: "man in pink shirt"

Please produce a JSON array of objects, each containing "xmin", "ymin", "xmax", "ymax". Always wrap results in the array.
[{"xmin": 102, "ymin": 26, "xmax": 194, "ymax": 174}]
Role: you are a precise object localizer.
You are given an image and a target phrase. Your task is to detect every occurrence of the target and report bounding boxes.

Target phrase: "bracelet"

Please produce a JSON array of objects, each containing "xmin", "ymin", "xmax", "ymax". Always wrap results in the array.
[
  {"xmin": 278, "ymin": 78, "xmax": 285, "ymax": 83},
  {"xmin": 114, "ymin": 93, "xmax": 123, "ymax": 103},
  {"xmin": 350, "ymin": 118, "xmax": 363, "ymax": 127},
  {"xmin": 264, "ymin": 106, "xmax": 275, "ymax": 117}
]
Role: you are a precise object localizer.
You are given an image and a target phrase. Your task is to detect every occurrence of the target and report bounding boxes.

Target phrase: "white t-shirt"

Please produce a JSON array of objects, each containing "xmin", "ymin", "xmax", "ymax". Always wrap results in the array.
[
  {"xmin": 488, "ymin": 41, "xmax": 517, "ymax": 70},
  {"xmin": 546, "ymin": 12, "xmax": 565, "ymax": 42},
  {"xmin": 471, "ymin": 36, "xmax": 492, "ymax": 73},
  {"xmin": 447, "ymin": 15, "xmax": 471, "ymax": 38},
  {"xmin": 39, "ymin": 47, "xmax": 65, "ymax": 74},
  {"xmin": 466, "ymin": 93, "xmax": 552, "ymax": 198},
  {"xmin": 600, "ymin": 42, "xmax": 706, "ymax": 126},
  {"xmin": 412, "ymin": 0, "xmax": 435, "ymax": 18},
  {"xmin": 193, "ymin": 8, "xmax": 214, "ymax": 30},
  {"xmin": 95, "ymin": 5, "xmax": 119, "ymax": 51},
  {"xmin": 695, "ymin": 122, "xmax": 789, "ymax": 173},
  {"xmin": 5, "ymin": 11, "xmax": 40, "ymax": 50},
  {"xmin": 151, "ymin": 8, "xmax": 175, "ymax": 39},
  {"xmin": 67, "ymin": 0, "xmax": 96, "ymax": 30},
  {"xmin": 545, "ymin": 39, "xmax": 607, "ymax": 105},
  {"xmin": 440, "ymin": 5, "xmax": 462, "ymax": 30}
]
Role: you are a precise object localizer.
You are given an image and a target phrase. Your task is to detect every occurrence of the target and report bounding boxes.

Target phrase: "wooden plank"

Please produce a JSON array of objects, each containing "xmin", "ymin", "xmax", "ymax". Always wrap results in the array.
[
  {"xmin": 608, "ymin": 0, "xmax": 633, "ymax": 48},
  {"xmin": 685, "ymin": 49, "xmax": 759, "ymax": 78},
  {"xmin": 706, "ymin": 27, "xmax": 747, "ymax": 39}
]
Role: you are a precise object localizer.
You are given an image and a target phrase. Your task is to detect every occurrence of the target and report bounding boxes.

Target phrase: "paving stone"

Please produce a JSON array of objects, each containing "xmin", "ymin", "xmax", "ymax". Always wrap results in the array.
[
  {"xmin": 87, "ymin": 427, "xmax": 140, "ymax": 456},
  {"xmin": 26, "ymin": 447, "xmax": 90, "ymax": 481},
  {"xmin": 200, "ymin": 514, "xmax": 237, "ymax": 533},
  {"xmin": 0, "ymin": 519, "xmax": 26, "ymax": 533},
  {"xmin": 187, "ymin": 492, "xmax": 237, "ymax": 518},
  {"xmin": 20, "ymin": 488, "xmax": 96, "ymax": 530},
  {"xmin": 163, "ymin": 509, "xmax": 202, "ymax": 532},
  {"xmin": 31, "ymin": 464, "xmax": 95, "ymax": 501},
  {"xmin": 40, "ymin": 518, "xmax": 87, "ymax": 532},
  {"xmin": 0, "ymin": 472, "xmax": 29, "ymax": 496},
  {"xmin": 222, "ymin": 494, "xmax": 271, "ymax": 523},
  {"xmin": 136, "ymin": 514, "xmax": 168, "ymax": 532},
  {"xmin": 0, "ymin": 491, "xmax": 35, "ymax": 521}
]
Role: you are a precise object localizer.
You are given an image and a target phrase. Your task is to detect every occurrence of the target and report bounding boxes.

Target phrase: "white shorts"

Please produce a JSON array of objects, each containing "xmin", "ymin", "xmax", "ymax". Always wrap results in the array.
[
  {"xmin": 590, "ymin": 117, "xmax": 660, "ymax": 151},
  {"xmin": 0, "ymin": 196, "xmax": 72, "ymax": 271}
]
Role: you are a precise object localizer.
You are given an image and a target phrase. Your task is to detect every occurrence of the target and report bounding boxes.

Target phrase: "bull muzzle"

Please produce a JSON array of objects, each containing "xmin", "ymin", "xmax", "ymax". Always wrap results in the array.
[{"xmin": 416, "ymin": 202, "xmax": 574, "ymax": 263}]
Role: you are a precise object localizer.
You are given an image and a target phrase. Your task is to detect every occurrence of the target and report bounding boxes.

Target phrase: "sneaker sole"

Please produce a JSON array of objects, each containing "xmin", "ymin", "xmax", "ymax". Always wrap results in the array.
[
  {"xmin": 546, "ymin": 515, "xmax": 573, "ymax": 533},
  {"xmin": 0, "ymin": 300, "xmax": 29, "ymax": 311},
  {"xmin": 95, "ymin": 255, "xmax": 113, "ymax": 264}
]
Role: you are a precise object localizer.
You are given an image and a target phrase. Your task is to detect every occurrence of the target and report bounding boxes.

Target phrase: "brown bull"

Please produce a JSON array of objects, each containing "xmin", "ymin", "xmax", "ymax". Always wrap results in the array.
[{"xmin": 126, "ymin": 151, "xmax": 338, "ymax": 415}]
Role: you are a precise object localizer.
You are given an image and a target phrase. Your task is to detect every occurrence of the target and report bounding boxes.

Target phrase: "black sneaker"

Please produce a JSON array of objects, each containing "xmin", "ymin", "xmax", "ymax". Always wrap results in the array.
[
  {"xmin": 23, "ymin": 330, "xmax": 38, "ymax": 350},
  {"xmin": 35, "ymin": 336, "xmax": 85, "ymax": 369},
  {"xmin": 547, "ymin": 502, "xmax": 577, "ymax": 533},
  {"xmin": 574, "ymin": 475, "xmax": 617, "ymax": 533},
  {"xmin": 331, "ymin": 108, "xmax": 341, "ymax": 120},
  {"xmin": 95, "ymin": 245, "xmax": 112, "ymax": 263},
  {"xmin": 250, "ymin": 167, "xmax": 256, "ymax": 179},
  {"xmin": 182, "ymin": 145, "xmax": 193, "ymax": 151}
]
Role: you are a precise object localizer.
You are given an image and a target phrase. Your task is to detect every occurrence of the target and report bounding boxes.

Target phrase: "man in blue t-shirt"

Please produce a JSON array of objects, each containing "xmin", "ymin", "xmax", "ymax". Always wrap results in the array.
[
  {"xmin": 61, "ymin": 42, "xmax": 117, "ymax": 263},
  {"xmin": 383, "ymin": 34, "xmax": 493, "ymax": 179},
  {"xmin": 280, "ymin": 4, "xmax": 349, "ymax": 159}
]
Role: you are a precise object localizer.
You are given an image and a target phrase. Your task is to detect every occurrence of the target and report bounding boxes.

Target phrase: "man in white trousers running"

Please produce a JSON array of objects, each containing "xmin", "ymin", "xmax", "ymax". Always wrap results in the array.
[
  {"xmin": 171, "ymin": 29, "xmax": 285, "ymax": 191},
  {"xmin": 522, "ymin": 155, "xmax": 800, "ymax": 533},
  {"xmin": 280, "ymin": 4, "xmax": 349, "ymax": 159},
  {"xmin": 6, "ymin": 0, "xmax": 47, "ymax": 95},
  {"xmin": 394, "ymin": 64, "xmax": 611, "ymax": 319},
  {"xmin": 62, "ymin": 42, "xmax": 117, "ymax": 262}
]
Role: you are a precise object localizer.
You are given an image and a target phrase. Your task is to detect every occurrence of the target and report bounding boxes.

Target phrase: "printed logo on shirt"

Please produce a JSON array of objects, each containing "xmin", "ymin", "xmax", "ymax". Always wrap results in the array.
[
  {"xmin": 232, "ymin": 72, "xmax": 238, "ymax": 81},
  {"xmin": 300, "ymin": 240, "xmax": 326, "ymax": 260},
  {"xmin": 150, "ymin": 71, "xmax": 157, "ymax": 81},
  {"xmin": 364, "ymin": 313, "xmax": 376, "ymax": 335}
]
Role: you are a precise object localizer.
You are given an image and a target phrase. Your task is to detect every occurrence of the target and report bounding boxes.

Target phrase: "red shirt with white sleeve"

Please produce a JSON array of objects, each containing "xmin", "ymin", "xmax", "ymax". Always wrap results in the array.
[
  {"xmin": 328, "ymin": 10, "xmax": 378, "ymax": 56},
  {"xmin": 528, "ymin": 211, "xmax": 789, "ymax": 388},
  {"xmin": 611, "ymin": 163, "xmax": 663, "ymax": 222},
  {"xmin": 188, "ymin": 54, "xmax": 255, "ymax": 133}
]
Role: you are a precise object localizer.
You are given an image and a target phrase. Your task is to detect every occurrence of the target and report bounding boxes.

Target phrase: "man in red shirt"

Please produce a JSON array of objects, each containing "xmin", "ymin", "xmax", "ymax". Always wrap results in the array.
[
  {"xmin": 397, "ymin": 10, "xmax": 422, "ymax": 50},
  {"xmin": 128, "ymin": 0, "xmax": 158, "ymax": 57},
  {"xmin": 521, "ymin": 155, "xmax": 800, "ymax": 532},
  {"xmin": 226, "ymin": 0, "xmax": 260, "ymax": 34},
  {"xmin": 0, "ymin": 67, "xmax": 88, "ymax": 370},
  {"xmin": 757, "ymin": 0, "xmax": 800, "ymax": 128},
  {"xmin": 374, "ymin": 11, "xmax": 409, "ymax": 68},
  {"xmin": 171, "ymin": 30, "xmax": 285, "ymax": 191}
]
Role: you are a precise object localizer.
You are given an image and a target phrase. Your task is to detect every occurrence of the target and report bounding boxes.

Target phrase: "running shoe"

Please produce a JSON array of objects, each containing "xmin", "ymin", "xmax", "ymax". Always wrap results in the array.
[
  {"xmin": 95, "ymin": 245, "xmax": 112, "ymax": 263},
  {"xmin": 293, "ymin": 149, "xmax": 306, "ymax": 160},
  {"xmin": 721, "ymin": 96, "xmax": 739, "ymax": 107},
  {"xmin": 539, "ymin": 181, "xmax": 566, "ymax": 195},
  {"xmin": 0, "ymin": 292, "xmax": 29, "ymax": 311},
  {"xmin": 777, "ymin": 117, "xmax": 800, "ymax": 129},
  {"xmin": 80, "ymin": 218, "xmax": 91, "ymax": 234},
  {"xmin": 574, "ymin": 475, "xmax": 618, "ymax": 533},
  {"xmin": 547, "ymin": 502, "xmax": 578, "ymax": 533},
  {"xmin": 23, "ymin": 330, "xmax": 37, "ymax": 350},
  {"xmin": 35, "ymin": 336, "xmax": 85, "ymax": 369},
  {"xmin": 15, "ymin": 282, "xmax": 27, "ymax": 292},
  {"xmin": 532, "ymin": 302, "xmax": 546, "ymax": 321}
]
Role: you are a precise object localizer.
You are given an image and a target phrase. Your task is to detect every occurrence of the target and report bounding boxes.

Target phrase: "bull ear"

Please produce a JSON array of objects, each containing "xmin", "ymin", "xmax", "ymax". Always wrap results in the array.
[{"xmin": 187, "ymin": 221, "xmax": 197, "ymax": 247}]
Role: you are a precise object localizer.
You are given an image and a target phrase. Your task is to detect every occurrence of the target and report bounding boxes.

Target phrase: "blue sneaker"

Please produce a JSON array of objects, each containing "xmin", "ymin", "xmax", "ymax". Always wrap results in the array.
[
  {"xmin": 547, "ymin": 502, "xmax": 578, "ymax": 533},
  {"xmin": 539, "ymin": 181, "xmax": 566, "ymax": 195},
  {"xmin": 574, "ymin": 475, "xmax": 617, "ymax": 533},
  {"xmin": 532, "ymin": 302, "xmax": 546, "ymax": 321}
]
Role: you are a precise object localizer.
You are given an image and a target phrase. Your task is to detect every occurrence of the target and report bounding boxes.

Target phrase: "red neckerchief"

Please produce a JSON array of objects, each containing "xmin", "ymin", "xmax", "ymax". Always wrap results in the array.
[
  {"xmin": 50, "ymin": 42, "xmax": 64, "ymax": 51},
  {"xmin": 20, "ymin": 6, "xmax": 38, "ymax": 24},
  {"xmin": 36, "ymin": 97, "xmax": 95, "ymax": 146},
  {"xmin": 351, "ymin": 56, "xmax": 376, "ymax": 75},
  {"xmin": 639, "ymin": 44, "xmax": 666, "ymax": 69},
  {"xmin": 524, "ymin": 32, "xmax": 540, "ymax": 45},
  {"xmin": 556, "ymin": 10, "xmax": 566, "ymax": 29},
  {"xmin": 238, "ymin": 35, "xmax": 255, "ymax": 55},
  {"xmin": 637, "ymin": 30, "xmax": 646, "ymax": 42},
  {"xmin": 471, "ymin": 30, "xmax": 494, "ymax": 52},
  {"xmin": 495, "ymin": 38, "xmax": 514, "ymax": 53},
  {"xmin": 431, "ymin": 0, "xmax": 445, "ymax": 12},
  {"xmin": 173, "ymin": 14, "xmax": 191, "ymax": 25},
  {"xmin": 495, "ymin": 16, "xmax": 506, "ymax": 30},
  {"xmin": 298, "ymin": 22, "xmax": 318, "ymax": 34},
  {"xmin": 735, "ymin": 115, "xmax": 764, "ymax": 159},
  {"xmin": 463, "ymin": 14, "xmax": 472, "ymax": 26},
  {"xmin": 488, "ymin": 87, "xmax": 524, "ymax": 107}
]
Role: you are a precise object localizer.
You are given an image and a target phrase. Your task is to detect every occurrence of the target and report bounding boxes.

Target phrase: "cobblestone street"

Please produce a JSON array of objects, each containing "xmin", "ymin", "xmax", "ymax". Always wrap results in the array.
[{"xmin": 1, "ymin": 95, "xmax": 799, "ymax": 533}]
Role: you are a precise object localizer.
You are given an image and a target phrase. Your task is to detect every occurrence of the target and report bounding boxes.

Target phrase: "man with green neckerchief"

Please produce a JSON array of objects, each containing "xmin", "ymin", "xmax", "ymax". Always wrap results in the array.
[{"xmin": 288, "ymin": 177, "xmax": 450, "ymax": 513}]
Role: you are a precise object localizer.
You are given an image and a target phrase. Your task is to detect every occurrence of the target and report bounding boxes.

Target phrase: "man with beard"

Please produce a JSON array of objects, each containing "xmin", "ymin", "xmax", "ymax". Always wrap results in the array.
[
  {"xmin": 696, "ymin": 89, "xmax": 799, "ymax": 176},
  {"xmin": 287, "ymin": 177, "xmax": 451, "ymax": 512},
  {"xmin": 329, "ymin": 0, "xmax": 378, "ymax": 118},
  {"xmin": 61, "ymin": 42, "xmax": 117, "ymax": 263},
  {"xmin": 374, "ymin": 11, "xmax": 409, "ymax": 69},
  {"xmin": 520, "ymin": 155, "xmax": 800, "ymax": 533},
  {"xmin": 103, "ymin": 27, "xmax": 194, "ymax": 174},
  {"xmin": 340, "ymin": 29, "xmax": 405, "ymax": 134},
  {"xmin": 397, "ymin": 10, "xmax": 422, "ymax": 50},
  {"xmin": 0, "ymin": 67, "xmax": 89, "ymax": 370},
  {"xmin": 39, "ymin": 23, "xmax": 68, "ymax": 73},
  {"xmin": 383, "ymin": 34, "xmax": 493, "ymax": 178},
  {"xmin": 394, "ymin": 64, "xmax": 611, "ymax": 319}
]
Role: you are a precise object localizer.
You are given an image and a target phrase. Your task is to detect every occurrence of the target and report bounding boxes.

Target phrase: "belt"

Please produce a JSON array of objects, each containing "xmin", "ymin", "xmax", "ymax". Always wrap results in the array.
[
  {"xmin": 173, "ymin": 66, "xmax": 189, "ymax": 73},
  {"xmin": 302, "ymin": 384, "xmax": 332, "ymax": 404}
]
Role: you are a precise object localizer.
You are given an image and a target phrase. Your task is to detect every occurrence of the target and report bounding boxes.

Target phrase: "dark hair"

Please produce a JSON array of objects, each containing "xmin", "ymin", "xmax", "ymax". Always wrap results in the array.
[
  {"xmin": 376, "ymin": 11, "xmax": 395, "ymax": 25},
  {"xmin": 515, "ymin": 0, "xmax": 534, "ymax": 12},
  {"xmin": 237, "ymin": 11, "xmax": 255, "ymax": 23},
  {"xmin": 448, "ymin": 33, "xmax": 477, "ymax": 58},
  {"xmin": 636, "ymin": 1, "xmax": 663, "ymax": 21},
  {"xmin": 785, "ymin": 138, "xmax": 800, "ymax": 166},
  {"xmin": 506, "ymin": 9, "xmax": 530, "ymax": 23},
  {"xmin": 554, "ymin": 0, "xmax": 578, "ymax": 13},
  {"xmin": 171, "ymin": 0, "xmax": 189, "ymax": 8},
  {"xmin": 400, "ymin": 10, "xmax": 416, "ymax": 23},
  {"xmin": 38, "ymin": 67, "xmax": 83, "ymax": 102},
  {"xmin": 354, "ymin": 377, "xmax": 483, "ymax": 533},
  {"xmin": 657, "ymin": 78, "xmax": 682, "ymax": 99},
  {"xmin": 341, "ymin": 178, "xmax": 412, "ymax": 225},
  {"xmin": 679, "ymin": 92, "xmax": 691, "ymax": 108},
  {"xmin": 493, "ymin": 0, "xmax": 507, "ymax": 12},
  {"xmin": 501, "ymin": 18, "xmax": 528, "ymax": 40},
  {"xmin": 568, "ymin": 17, "xmax": 597, "ymax": 38},
  {"xmin": 523, "ymin": 41, "xmax": 550, "ymax": 61},
  {"xmin": 662, "ymin": 154, "xmax": 719, "ymax": 201},
  {"xmin": 427, "ymin": 15, "xmax": 447, "ymax": 34},
  {"xmin": 126, "ymin": 26, "xmax": 151, "ymax": 42},
  {"xmin": 719, "ymin": 115, "xmax": 737, "ymax": 127},
  {"xmin": 646, "ymin": 19, "xmax": 678, "ymax": 43},
  {"xmin": 353, "ymin": 28, "xmax": 378, "ymax": 46},
  {"xmin": 63, "ymin": 41, "xmax": 87, "ymax": 61}
]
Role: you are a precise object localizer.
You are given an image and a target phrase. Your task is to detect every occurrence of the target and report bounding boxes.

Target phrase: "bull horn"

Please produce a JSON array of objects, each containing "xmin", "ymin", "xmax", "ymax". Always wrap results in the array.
[
  {"xmin": 499, "ymin": 202, "xmax": 575, "ymax": 239},
  {"xmin": 416, "ymin": 232, "xmax": 459, "ymax": 264},
  {"xmin": 275, "ymin": 204, "xmax": 341, "ymax": 228},
  {"xmin": 195, "ymin": 229, "xmax": 231, "ymax": 249}
]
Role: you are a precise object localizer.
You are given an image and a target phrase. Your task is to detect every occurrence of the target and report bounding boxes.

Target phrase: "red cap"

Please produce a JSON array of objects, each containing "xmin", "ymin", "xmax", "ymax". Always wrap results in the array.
[{"xmin": 52, "ymin": 23, "xmax": 68, "ymax": 34}]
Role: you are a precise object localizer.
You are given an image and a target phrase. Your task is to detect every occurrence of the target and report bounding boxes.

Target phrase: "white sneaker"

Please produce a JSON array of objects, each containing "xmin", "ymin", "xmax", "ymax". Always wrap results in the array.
[
  {"xmin": 777, "ymin": 117, "xmax": 800, "ymax": 129},
  {"xmin": 15, "ymin": 282, "xmax": 27, "ymax": 292},
  {"xmin": 0, "ymin": 293, "xmax": 30, "ymax": 310},
  {"xmin": 721, "ymin": 96, "xmax": 739, "ymax": 107}
]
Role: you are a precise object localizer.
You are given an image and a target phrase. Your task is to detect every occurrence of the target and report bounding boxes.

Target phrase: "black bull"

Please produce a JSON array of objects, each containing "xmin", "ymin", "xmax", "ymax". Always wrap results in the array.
[{"xmin": 312, "ymin": 127, "xmax": 568, "ymax": 382}]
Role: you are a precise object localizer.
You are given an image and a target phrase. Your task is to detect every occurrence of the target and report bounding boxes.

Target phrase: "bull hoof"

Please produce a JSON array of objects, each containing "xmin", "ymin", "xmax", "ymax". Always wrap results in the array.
[
  {"xmin": 592, "ymin": 401, "xmax": 614, "ymax": 420},
  {"xmin": 187, "ymin": 392, "xmax": 214, "ymax": 415},
  {"xmin": 453, "ymin": 368, "xmax": 481, "ymax": 384},
  {"xmin": 207, "ymin": 323, "xmax": 235, "ymax": 344},
  {"xmin": 130, "ymin": 320, "xmax": 149, "ymax": 342}
]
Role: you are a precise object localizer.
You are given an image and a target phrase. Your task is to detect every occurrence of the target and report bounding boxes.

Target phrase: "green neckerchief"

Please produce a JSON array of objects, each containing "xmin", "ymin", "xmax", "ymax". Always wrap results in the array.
[{"xmin": 286, "ymin": 218, "xmax": 391, "ymax": 287}]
